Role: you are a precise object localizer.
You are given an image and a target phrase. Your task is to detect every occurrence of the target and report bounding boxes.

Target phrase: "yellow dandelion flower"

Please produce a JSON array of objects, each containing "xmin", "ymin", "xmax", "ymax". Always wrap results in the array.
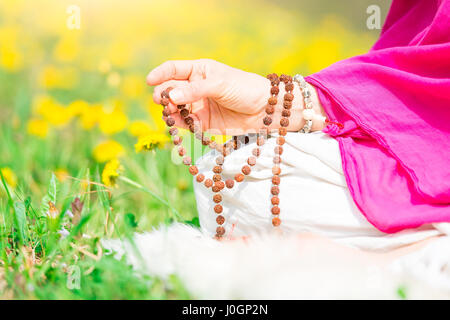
[
  {"xmin": 135, "ymin": 133, "xmax": 170, "ymax": 153},
  {"xmin": 93, "ymin": 140, "xmax": 125, "ymax": 163},
  {"xmin": 99, "ymin": 109, "xmax": 128, "ymax": 135},
  {"xmin": 128, "ymin": 120, "xmax": 153, "ymax": 137},
  {"xmin": 102, "ymin": 159, "xmax": 124, "ymax": 188},
  {"xmin": 39, "ymin": 65, "xmax": 79, "ymax": 89},
  {"xmin": 120, "ymin": 74, "xmax": 145, "ymax": 99},
  {"xmin": 79, "ymin": 104, "xmax": 103, "ymax": 130},
  {"xmin": 27, "ymin": 119, "xmax": 49, "ymax": 138},
  {"xmin": 54, "ymin": 169, "xmax": 69, "ymax": 182},
  {"xmin": 0, "ymin": 46, "xmax": 23, "ymax": 72},
  {"xmin": 67, "ymin": 100, "xmax": 89, "ymax": 117},
  {"xmin": 0, "ymin": 167, "xmax": 17, "ymax": 188},
  {"xmin": 53, "ymin": 34, "xmax": 80, "ymax": 63}
]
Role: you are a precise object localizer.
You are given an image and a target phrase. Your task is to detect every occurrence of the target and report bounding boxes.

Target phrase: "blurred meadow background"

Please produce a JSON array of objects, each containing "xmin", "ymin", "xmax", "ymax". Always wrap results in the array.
[{"xmin": 0, "ymin": 0, "xmax": 389, "ymax": 299}]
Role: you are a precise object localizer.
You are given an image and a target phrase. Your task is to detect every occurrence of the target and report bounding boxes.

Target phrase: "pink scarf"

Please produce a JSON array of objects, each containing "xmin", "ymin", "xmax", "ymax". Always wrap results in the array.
[{"xmin": 306, "ymin": 0, "xmax": 450, "ymax": 233}]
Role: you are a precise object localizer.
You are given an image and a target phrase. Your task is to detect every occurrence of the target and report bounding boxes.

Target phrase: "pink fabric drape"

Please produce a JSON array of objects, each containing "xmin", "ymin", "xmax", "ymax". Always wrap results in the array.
[{"xmin": 306, "ymin": 0, "xmax": 450, "ymax": 233}]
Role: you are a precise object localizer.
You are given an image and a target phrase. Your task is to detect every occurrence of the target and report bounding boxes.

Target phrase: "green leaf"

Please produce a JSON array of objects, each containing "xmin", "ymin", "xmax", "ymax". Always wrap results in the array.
[
  {"xmin": 185, "ymin": 216, "xmax": 200, "ymax": 228},
  {"xmin": 13, "ymin": 201, "xmax": 27, "ymax": 243},
  {"xmin": 39, "ymin": 173, "xmax": 59, "ymax": 217},
  {"xmin": 124, "ymin": 213, "xmax": 138, "ymax": 229}
]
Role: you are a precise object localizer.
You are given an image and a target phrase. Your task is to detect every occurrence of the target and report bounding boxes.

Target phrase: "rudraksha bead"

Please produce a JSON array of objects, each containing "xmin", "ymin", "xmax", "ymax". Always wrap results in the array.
[
  {"xmin": 182, "ymin": 156, "xmax": 192, "ymax": 166},
  {"xmin": 225, "ymin": 179, "xmax": 234, "ymax": 188},
  {"xmin": 279, "ymin": 74, "xmax": 287, "ymax": 83},
  {"xmin": 252, "ymin": 148, "xmax": 261, "ymax": 157},
  {"xmin": 202, "ymin": 137, "xmax": 211, "ymax": 146},
  {"xmin": 271, "ymin": 186, "xmax": 280, "ymax": 195},
  {"xmin": 180, "ymin": 109, "xmax": 189, "ymax": 118},
  {"xmin": 272, "ymin": 217, "xmax": 281, "ymax": 227},
  {"xmin": 161, "ymin": 88, "xmax": 172, "ymax": 98},
  {"xmin": 268, "ymin": 97, "xmax": 277, "ymax": 105},
  {"xmin": 189, "ymin": 165, "xmax": 198, "ymax": 175},
  {"xmin": 169, "ymin": 127, "xmax": 178, "ymax": 136},
  {"xmin": 216, "ymin": 226, "xmax": 226, "ymax": 236},
  {"xmin": 216, "ymin": 215, "xmax": 225, "ymax": 225},
  {"xmin": 196, "ymin": 173, "xmax": 205, "ymax": 183},
  {"xmin": 281, "ymin": 109, "xmax": 291, "ymax": 117},
  {"xmin": 272, "ymin": 175, "xmax": 280, "ymax": 185},
  {"xmin": 177, "ymin": 104, "xmax": 186, "ymax": 109},
  {"xmin": 166, "ymin": 117, "xmax": 175, "ymax": 127},
  {"xmin": 280, "ymin": 118, "xmax": 289, "ymax": 127},
  {"xmin": 263, "ymin": 116, "xmax": 272, "ymax": 126},
  {"xmin": 178, "ymin": 146, "xmax": 186, "ymax": 156},
  {"xmin": 162, "ymin": 108, "xmax": 171, "ymax": 117},
  {"xmin": 213, "ymin": 194, "xmax": 222, "ymax": 203},
  {"xmin": 276, "ymin": 136, "xmax": 285, "ymax": 145},
  {"xmin": 273, "ymin": 156, "xmax": 281, "ymax": 164},
  {"xmin": 270, "ymin": 86, "xmax": 279, "ymax": 95},
  {"xmin": 161, "ymin": 97, "xmax": 170, "ymax": 106},
  {"xmin": 283, "ymin": 101, "xmax": 292, "ymax": 109},
  {"xmin": 271, "ymin": 196, "xmax": 280, "ymax": 205},
  {"xmin": 272, "ymin": 166, "xmax": 281, "ymax": 175},
  {"xmin": 235, "ymin": 173, "xmax": 244, "ymax": 182},
  {"xmin": 284, "ymin": 93, "xmax": 294, "ymax": 101},
  {"xmin": 214, "ymin": 204, "xmax": 223, "ymax": 214},
  {"xmin": 189, "ymin": 124, "xmax": 196, "ymax": 133},
  {"xmin": 173, "ymin": 136, "xmax": 183, "ymax": 145},
  {"xmin": 204, "ymin": 179, "xmax": 213, "ymax": 188},
  {"xmin": 213, "ymin": 166, "xmax": 222, "ymax": 174},
  {"xmin": 274, "ymin": 146, "xmax": 283, "ymax": 155},
  {"xmin": 257, "ymin": 137, "xmax": 265, "ymax": 146},
  {"xmin": 271, "ymin": 206, "xmax": 280, "ymax": 215},
  {"xmin": 216, "ymin": 156, "xmax": 224, "ymax": 165},
  {"xmin": 242, "ymin": 165, "xmax": 251, "ymax": 175},
  {"xmin": 213, "ymin": 174, "xmax": 221, "ymax": 182},
  {"xmin": 285, "ymin": 82, "xmax": 294, "ymax": 91},
  {"xmin": 278, "ymin": 127, "xmax": 287, "ymax": 136},
  {"xmin": 184, "ymin": 116, "xmax": 194, "ymax": 125},
  {"xmin": 265, "ymin": 106, "xmax": 275, "ymax": 114},
  {"xmin": 247, "ymin": 157, "xmax": 256, "ymax": 166}
]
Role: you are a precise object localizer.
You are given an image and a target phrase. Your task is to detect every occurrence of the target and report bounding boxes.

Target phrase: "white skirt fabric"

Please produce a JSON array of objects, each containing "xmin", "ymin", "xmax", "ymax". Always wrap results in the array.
[{"xmin": 194, "ymin": 131, "xmax": 449, "ymax": 251}]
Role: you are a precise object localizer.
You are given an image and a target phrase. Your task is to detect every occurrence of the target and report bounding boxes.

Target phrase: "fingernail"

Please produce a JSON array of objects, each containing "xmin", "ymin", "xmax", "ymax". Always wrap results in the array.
[{"xmin": 169, "ymin": 89, "xmax": 184, "ymax": 102}]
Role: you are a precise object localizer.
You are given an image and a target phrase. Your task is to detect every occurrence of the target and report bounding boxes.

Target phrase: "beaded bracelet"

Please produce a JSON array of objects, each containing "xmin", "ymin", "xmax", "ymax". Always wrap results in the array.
[{"xmin": 293, "ymin": 74, "xmax": 315, "ymax": 133}]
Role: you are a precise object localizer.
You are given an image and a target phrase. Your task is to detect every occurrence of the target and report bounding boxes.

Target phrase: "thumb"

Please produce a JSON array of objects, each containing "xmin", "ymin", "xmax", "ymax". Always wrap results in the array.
[{"xmin": 168, "ymin": 79, "xmax": 221, "ymax": 104}]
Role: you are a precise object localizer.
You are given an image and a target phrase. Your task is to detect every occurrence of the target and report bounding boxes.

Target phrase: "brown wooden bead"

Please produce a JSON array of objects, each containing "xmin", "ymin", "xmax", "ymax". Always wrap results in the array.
[
  {"xmin": 212, "ymin": 166, "xmax": 222, "ymax": 174},
  {"xmin": 252, "ymin": 148, "xmax": 261, "ymax": 157},
  {"xmin": 274, "ymin": 146, "xmax": 283, "ymax": 155},
  {"xmin": 212, "ymin": 185, "xmax": 220, "ymax": 192},
  {"xmin": 235, "ymin": 173, "xmax": 244, "ymax": 182},
  {"xmin": 257, "ymin": 137, "xmax": 265, "ymax": 146},
  {"xmin": 196, "ymin": 173, "xmax": 205, "ymax": 183},
  {"xmin": 166, "ymin": 117, "xmax": 175, "ymax": 127},
  {"xmin": 280, "ymin": 118, "xmax": 289, "ymax": 127},
  {"xmin": 263, "ymin": 116, "xmax": 272, "ymax": 126},
  {"xmin": 161, "ymin": 88, "xmax": 172, "ymax": 98},
  {"xmin": 180, "ymin": 109, "xmax": 189, "ymax": 118},
  {"xmin": 276, "ymin": 136, "xmax": 285, "ymax": 145},
  {"xmin": 271, "ymin": 186, "xmax": 280, "ymax": 195},
  {"xmin": 283, "ymin": 101, "xmax": 292, "ymax": 109},
  {"xmin": 273, "ymin": 156, "xmax": 281, "ymax": 164},
  {"xmin": 225, "ymin": 179, "xmax": 234, "ymax": 188},
  {"xmin": 285, "ymin": 82, "xmax": 294, "ymax": 91},
  {"xmin": 272, "ymin": 175, "xmax": 280, "ymax": 185},
  {"xmin": 278, "ymin": 127, "xmax": 287, "ymax": 136},
  {"xmin": 169, "ymin": 127, "xmax": 178, "ymax": 136},
  {"xmin": 161, "ymin": 97, "xmax": 170, "ymax": 106},
  {"xmin": 272, "ymin": 217, "xmax": 281, "ymax": 227},
  {"xmin": 215, "ymin": 156, "xmax": 224, "ymax": 165},
  {"xmin": 271, "ymin": 196, "xmax": 280, "ymax": 205},
  {"xmin": 247, "ymin": 156, "xmax": 256, "ymax": 166},
  {"xmin": 177, "ymin": 104, "xmax": 186, "ymax": 109},
  {"xmin": 202, "ymin": 137, "xmax": 211, "ymax": 146},
  {"xmin": 173, "ymin": 136, "xmax": 183, "ymax": 145},
  {"xmin": 204, "ymin": 179, "xmax": 213, "ymax": 188},
  {"xmin": 213, "ymin": 181, "xmax": 225, "ymax": 191},
  {"xmin": 213, "ymin": 174, "xmax": 221, "ymax": 182},
  {"xmin": 267, "ymin": 73, "xmax": 277, "ymax": 81},
  {"xmin": 270, "ymin": 86, "xmax": 279, "ymax": 95},
  {"xmin": 188, "ymin": 124, "xmax": 196, "ymax": 133},
  {"xmin": 178, "ymin": 146, "xmax": 186, "ymax": 156},
  {"xmin": 216, "ymin": 215, "xmax": 225, "ymax": 225},
  {"xmin": 216, "ymin": 226, "xmax": 226, "ymax": 236},
  {"xmin": 162, "ymin": 108, "xmax": 171, "ymax": 117},
  {"xmin": 268, "ymin": 97, "xmax": 277, "ymax": 105},
  {"xmin": 272, "ymin": 166, "xmax": 281, "ymax": 175},
  {"xmin": 184, "ymin": 116, "xmax": 194, "ymax": 125},
  {"xmin": 265, "ymin": 106, "xmax": 275, "ymax": 115},
  {"xmin": 281, "ymin": 109, "xmax": 291, "ymax": 117},
  {"xmin": 271, "ymin": 206, "xmax": 280, "ymax": 215},
  {"xmin": 271, "ymin": 78, "xmax": 280, "ymax": 86},
  {"xmin": 189, "ymin": 165, "xmax": 198, "ymax": 175},
  {"xmin": 242, "ymin": 165, "xmax": 251, "ymax": 175},
  {"xmin": 214, "ymin": 204, "xmax": 223, "ymax": 214},
  {"xmin": 213, "ymin": 194, "xmax": 222, "ymax": 203},
  {"xmin": 279, "ymin": 74, "xmax": 287, "ymax": 83},
  {"xmin": 284, "ymin": 93, "xmax": 294, "ymax": 101},
  {"xmin": 182, "ymin": 156, "xmax": 192, "ymax": 166}
]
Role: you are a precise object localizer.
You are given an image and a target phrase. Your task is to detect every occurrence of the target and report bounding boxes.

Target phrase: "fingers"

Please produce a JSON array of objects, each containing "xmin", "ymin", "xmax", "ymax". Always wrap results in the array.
[
  {"xmin": 153, "ymin": 80, "xmax": 188, "ymax": 114},
  {"xmin": 147, "ymin": 60, "xmax": 196, "ymax": 86},
  {"xmin": 168, "ymin": 79, "xmax": 222, "ymax": 105}
]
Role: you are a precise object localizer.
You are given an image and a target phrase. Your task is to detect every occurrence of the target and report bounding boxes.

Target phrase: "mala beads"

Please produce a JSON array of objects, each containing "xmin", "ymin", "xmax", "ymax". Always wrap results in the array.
[{"xmin": 160, "ymin": 73, "xmax": 302, "ymax": 239}]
